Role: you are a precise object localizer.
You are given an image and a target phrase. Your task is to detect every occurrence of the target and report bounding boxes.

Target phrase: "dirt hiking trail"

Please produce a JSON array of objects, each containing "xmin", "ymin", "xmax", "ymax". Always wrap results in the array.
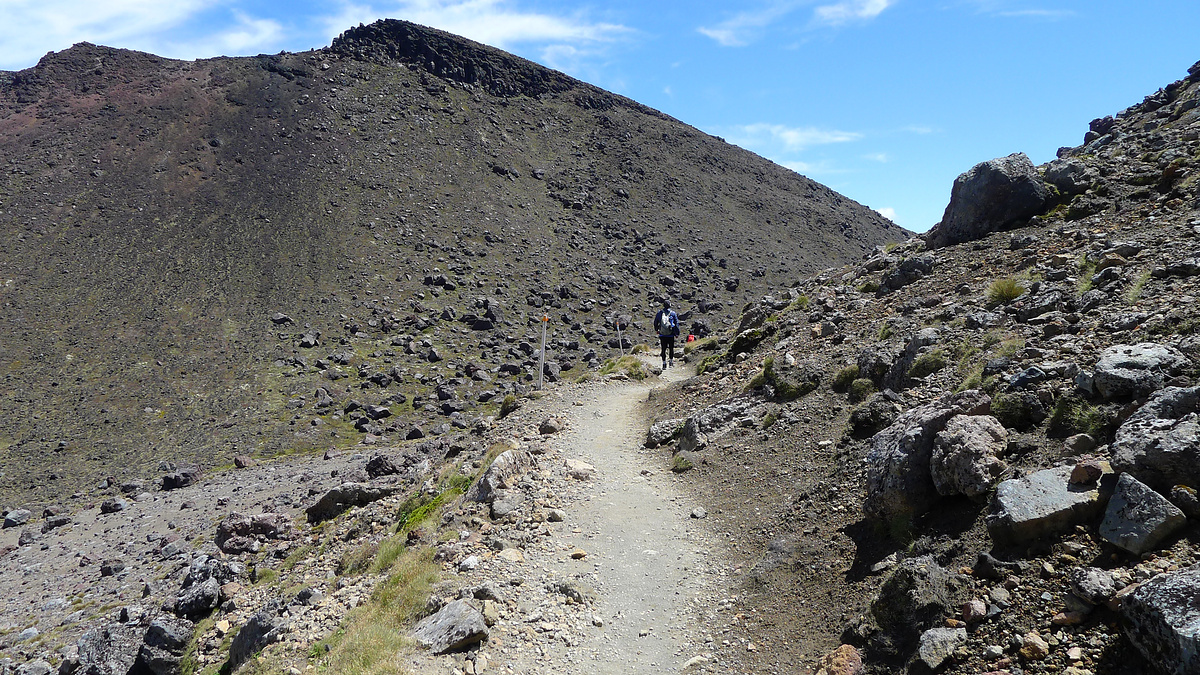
[{"xmin": 471, "ymin": 361, "xmax": 725, "ymax": 674}]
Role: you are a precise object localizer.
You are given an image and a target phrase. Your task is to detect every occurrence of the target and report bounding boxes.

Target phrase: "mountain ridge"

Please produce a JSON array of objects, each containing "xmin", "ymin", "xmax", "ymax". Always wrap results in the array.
[{"xmin": 0, "ymin": 20, "xmax": 902, "ymax": 506}]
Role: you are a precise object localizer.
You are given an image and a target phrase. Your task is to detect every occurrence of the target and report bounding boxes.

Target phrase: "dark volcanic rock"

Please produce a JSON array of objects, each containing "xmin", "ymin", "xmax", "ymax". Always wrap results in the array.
[{"xmin": 925, "ymin": 152, "xmax": 1050, "ymax": 249}]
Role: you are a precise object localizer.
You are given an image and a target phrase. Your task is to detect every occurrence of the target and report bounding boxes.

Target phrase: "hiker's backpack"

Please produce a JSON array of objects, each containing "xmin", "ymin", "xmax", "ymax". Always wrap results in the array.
[{"xmin": 658, "ymin": 309, "xmax": 678, "ymax": 337}]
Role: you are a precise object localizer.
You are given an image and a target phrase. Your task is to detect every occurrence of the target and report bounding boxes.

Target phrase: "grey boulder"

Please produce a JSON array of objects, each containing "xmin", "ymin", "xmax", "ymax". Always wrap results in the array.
[
  {"xmin": 987, "ymin": 464, "xmax": 1111, "ymax": 544},
  {"xmin": 1121, "ymin": 565, "xmax": 1200, "ymax": 675},
  {"xmin": 412, "ymin": 599, "xmax": 489, "ymax": 654},
  {"xmin": 1099, "ymin": 473, "xmax": 1186, "ymax": 555},
  {"xmin": 925, "ymin": 152, "xmax": 1050, "ymax": 249},
  {"xmin": 228, "ymin": 599, "xmax": 290, "ymax": 671},
  {"xmin": 1111, "ymin": 386, "xmax": 1200, "ymax": 493},
  {"xmin": 917, "ymin": 627, "xmax": 967, "ymax": 670},
  {"xmin": 864, "ymin": 390, "xmax": 991, "ymax": 524},
  {"xmin": 305, "ymin": 482, "xmax": 400, "ymax": 523},
  {"xmin": 1092, "ymin": 343, "xmax": 1188, "ymax": 401},
  {"xmin": 930, "ymin": 414, "xmax": 1008, "ymax": 498}
]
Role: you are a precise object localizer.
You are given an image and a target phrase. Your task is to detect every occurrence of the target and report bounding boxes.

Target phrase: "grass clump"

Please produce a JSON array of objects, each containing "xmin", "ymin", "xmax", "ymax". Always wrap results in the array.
[
  {"xmin": 599, "ymin": 355, "xmax": 649, "ymax": 380},
  {"xmin": 832, "ymin": 364, "xmax": 861, "ymax": 392},
  {"xmin": 1047, "ymin": 395, "xmax": 1114, "ymax": 439},
  {"xmin": 337, "ymin": 541, "xmax": 379, "ymax": 576},
  {"xmin": 761, "ymin": 411, "xmax": 779, "ymax": 429},
  {"xmin": 696, "ymin": 353, "xmax": 723, "ymax": 376},
  {"xmin": 907, "ymin": 349, "xmax": 947, "ymax": 379},
  {"xmin": 986, "ymin": 277, "xmax": 1025, "ymax": 306},
  {"xmin": 1126, "ymin": 271, "xmax": 1152, "ymax": 303},
  {"xmin": 788, "ymin": 295, "xmax": 811, "ymax": 311},
  {"xmin": 631, "ymin": 343, "xmax": 650, "ymax": 354},
  {"xmin": 670, "ymin": 454, "xmax": 694, "ymax": 472},
  {"xmin": 313, "ymin": 546, "xmax": 439, "ymax": 674},
  {"xmin": 848, "ymin": 378, "xmax": 875, "ymax": 403},
  {"xmin": 499, "ymin": 394, "xmax": 520, "ymax": 418},
  {"xmin": 858, "ymin": 280, "xmax": 880, "ymax": 294},
  {"xmin": 683, "ymin": 336, "xmax": 717, "ymax": 354}
]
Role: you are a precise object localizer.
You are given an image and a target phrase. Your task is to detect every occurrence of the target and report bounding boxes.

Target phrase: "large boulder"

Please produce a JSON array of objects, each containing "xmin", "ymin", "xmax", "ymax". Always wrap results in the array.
[
  {"xmin": 986, "ymin": 464, "xmax": 1111, "ymax": 544},
  {"xmin": 1111, "ymin": 386, "xmax": 1200, "ymax": 493},
  {"xmin": 1099, "ymin": 473, "xmax": 1187, "ymax": 555},
  {"xmin": 925, "ymin": 152, "xmax": 1050, "ymax": 249},
  {"xmin": 469, "ymin": 449, "xmax": 534, "ymax": 504},
  {"xmin": 870, "ymin": 556, "xmax": 968, "ymax": 655},
  {"xmin": 228, "ymin": 599, "xmax": 290, "ymax": 672},
  {"xmin": 215, "ymin": 512, "xmax": 296, "ymax": 554},
  {"xmin": 1092, "ymin": 343, "xmax": 1189, "ymax": 401},
  {"xmin": 1121, "ymin": 565, "xmax": 1200, "ymax": 675},
  {"xmin": 930, "ymin": 414, "xmax": 1008, "ymax": 498},
  {"xmin": 863, "ymin": 390, "xmax": 991, "ymax": 525},
  {"xmin": 74, "ymin": 621, "xmax": 146, "ymax": 675},
  {"xmin": 305, "ymin": 483, "xmax": 400, "ymax": 523},
  {"xmin": 137, "ymin": 615, "xmax": 194, "ymax": 675},
  {"xmin": 411, "ymin": 599, "xmax": 489, "ymax": 654}
]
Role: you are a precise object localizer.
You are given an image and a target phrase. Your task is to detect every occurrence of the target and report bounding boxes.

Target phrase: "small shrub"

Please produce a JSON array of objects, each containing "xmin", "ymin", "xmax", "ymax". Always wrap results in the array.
[
  {"xmin": 1047, "ymin": 395, "xmax": 1114, "ymax": 439},
  {"xmin": 696, "ymin": 353, "xmax": 723, "ymax": 375},
  {"xmin": 599, "ymin": 355, "xmax": 649, "ymax": 380},
  {"xmin": 671, "ymin": 454, "xmax": 694, "ymax": 472},
  {"xmin": 788, "ymin": 295, "xmax": 811, "ymax": 311},
  {"xmin": 761, "ymin": 411, "xmax": 779, "ymax": 429},
  {"xmin": 631, "ymin": 343, "xmax": 650, "ymax": 354},
  {"xmin": 832, "ymin": 364, "xmax": 861, "ymax": 392},
  {"xmin": 907, "ymin": 349, "xmax": 947, "ymax": 379},
  {"xmin": 997, "ymin": 336, "xmax": 1025, "ymax": 358},
  {"xmin": 848, "ymin": 378, "xmax": 875, "ymax": 403},
  {"xmin": 684, "ymin": 336, "xmax": 717, "ymax": 354},
  {"xmin": 1126, "ymin": 271, "xmax": 1152, "ymax": 303},
  {"xmin": 499, "ymin": 394, "xmax": 520, "ymax": 418},
  {"xmin": 877, "ymin": 323, "xmax": 895, "ymax": 340},
  {"xmin": 986, "ymin": 277, "xmax": 1025, "ymax": 306}
]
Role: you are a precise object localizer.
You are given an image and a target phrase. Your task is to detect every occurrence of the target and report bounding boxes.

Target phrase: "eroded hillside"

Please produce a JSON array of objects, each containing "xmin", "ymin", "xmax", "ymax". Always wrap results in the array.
[{"xmin": 0, "ymin": 20, "xmax": 903, "ymax": 506}]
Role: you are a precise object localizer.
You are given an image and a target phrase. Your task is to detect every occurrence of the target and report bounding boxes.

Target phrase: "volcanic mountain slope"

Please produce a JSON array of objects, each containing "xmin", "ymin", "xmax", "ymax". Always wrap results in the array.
[
  {"xmin": 0, "ymin": 20, "xmax": 904, "ymax": 505},
  {"xmin": 643, "ymin": 59, "xmax": 1200, "ymax": 674}
]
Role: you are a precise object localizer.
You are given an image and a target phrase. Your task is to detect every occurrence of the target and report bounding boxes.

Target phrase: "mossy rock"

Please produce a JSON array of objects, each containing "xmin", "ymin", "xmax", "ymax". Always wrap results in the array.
[{"xmin": 763, "ymin": 357, "xmax": 820, "ymax": 401}]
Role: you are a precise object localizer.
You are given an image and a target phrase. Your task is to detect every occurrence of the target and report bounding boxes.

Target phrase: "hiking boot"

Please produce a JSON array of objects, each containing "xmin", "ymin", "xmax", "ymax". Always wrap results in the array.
[
  {"xmin": 661, "ymin": 360, "xmax": 667, "ymax": 370},
  {"xmin": 669, "ymin": 359, "xmax": 674, "ymax": 368}
]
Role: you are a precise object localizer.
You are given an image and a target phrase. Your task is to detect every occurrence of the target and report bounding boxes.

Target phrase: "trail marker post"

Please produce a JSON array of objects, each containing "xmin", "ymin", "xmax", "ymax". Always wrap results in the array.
[
  {"xmin": 615, "ymin": 318, "xmax": 625, "ymax": 356},
  {"xmin": 538, "ymin": 314, "xmax": 549, "ymax": 390}
]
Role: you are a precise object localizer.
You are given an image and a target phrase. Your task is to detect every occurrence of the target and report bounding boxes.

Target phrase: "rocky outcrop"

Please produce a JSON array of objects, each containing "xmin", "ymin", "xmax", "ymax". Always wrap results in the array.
[
  {"xmin": 411, "ymin": 599, "xmax": 489, "ymax": 654},
  {"xmin": 863, "ymin": 390, "xmax": 990, "ymax": 524}
]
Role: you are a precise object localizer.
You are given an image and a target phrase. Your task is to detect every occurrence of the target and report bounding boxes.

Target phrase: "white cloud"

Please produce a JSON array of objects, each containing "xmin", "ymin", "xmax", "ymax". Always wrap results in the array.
[
  {"xmin": 318, "ymin": 0, "xmax": 630, "ymax": 50},
  {"xmin": 903, "ymin": 124, "xmax": 936, "ymax": 135},
  {"xmin": 731, "ymin": 123, "xmax": 862, "ymax": 151},
  {"xmin": 875, "ymin": 207, "xmax": 897, "ymax": 221},
  {"xmin": 864, "ymin": 152, "xmax": 889, "ymax": 162},
  {"xmin": 0, "ymin": 0, "xmax": 212, "ymax": 69},
  {"xmin": 812, "ymin": 0, "xmax": 894, "ymax": 27},
  {"xmin": 697, "ymin": 1, "xmax": 802, "ymax": 47},
  {"xmin": 180, "ymin": 10, "xmax": 284, "ymax": 56}
]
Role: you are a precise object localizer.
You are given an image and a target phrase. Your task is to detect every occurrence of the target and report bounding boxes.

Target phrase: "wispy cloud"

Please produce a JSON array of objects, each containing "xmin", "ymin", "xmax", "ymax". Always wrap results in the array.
[
  {"xmin": 876, "ymin": 207, "xmax": 897, "ymax": 221},
  {"xmin": 697, "ymin": 1, "xmax": 802, "ymax": 47},
  {"xmin": 0, "ymin": 0, "xmax": 212, "ymax": 69},
  {"xmin": 996, "ymin": 9, "xmax": 1074, "ymax": 19},
  {"xmin": 731, "ymin": 123, "xmax": 862, "ymax": 151},
  {"xmin": 812, "ymin": 0, "xmax": 894, "ymax": 27},
  {"xmin": 864, "ymin": 152, "xmax": 889, "ymax": 163},
  {"xmin": 963, "ymin": 1, "xmax": 1075, "ymax": 20},
  {"xmin": 318, "ymin": 0, "xmax": 630, "ymax": 50},
  {"xmin": 698, "ymin": 0, "xmax": 894, "ymax": 47}
]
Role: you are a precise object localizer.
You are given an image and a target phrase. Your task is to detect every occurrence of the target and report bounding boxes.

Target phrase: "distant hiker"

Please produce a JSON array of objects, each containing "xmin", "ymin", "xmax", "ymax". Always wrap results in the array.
[{"xmin": 654, "ymin": 299, "xmax": 680, "ymax": 370}]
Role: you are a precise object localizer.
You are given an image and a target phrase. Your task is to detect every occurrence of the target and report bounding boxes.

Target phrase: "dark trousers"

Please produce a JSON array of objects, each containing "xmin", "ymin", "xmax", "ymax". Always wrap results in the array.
[{"xmin": 659, "ymin": 335, "xmax": 675, "ymax": 362}]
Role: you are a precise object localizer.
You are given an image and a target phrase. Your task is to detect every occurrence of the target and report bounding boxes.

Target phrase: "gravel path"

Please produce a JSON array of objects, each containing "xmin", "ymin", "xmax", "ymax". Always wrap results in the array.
[{"xmin": 477, "ymin": 362, "xmax": 722, "ymax": 674}]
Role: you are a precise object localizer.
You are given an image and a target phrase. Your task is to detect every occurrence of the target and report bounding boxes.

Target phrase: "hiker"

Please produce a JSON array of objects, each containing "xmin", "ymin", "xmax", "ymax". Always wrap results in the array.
[{"xmin": 654, "ymin": 299, "xmax": 680, "ymax": 369}]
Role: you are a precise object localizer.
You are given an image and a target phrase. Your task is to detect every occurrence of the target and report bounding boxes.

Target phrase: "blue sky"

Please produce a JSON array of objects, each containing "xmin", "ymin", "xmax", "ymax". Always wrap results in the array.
[{"xmin": 1, "ymin": 1, "xmax": 1197, "ymax": 232}]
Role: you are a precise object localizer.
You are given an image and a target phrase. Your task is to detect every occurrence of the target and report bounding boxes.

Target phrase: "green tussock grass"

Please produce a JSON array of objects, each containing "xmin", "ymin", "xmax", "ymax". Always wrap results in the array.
[
  {"xmin": 599, "ymin": 355, "xmax": 649, "ymax": 380},
  {"xmin": 986, "ymin": 277, "xmax": 1025, "ymax": 306}
]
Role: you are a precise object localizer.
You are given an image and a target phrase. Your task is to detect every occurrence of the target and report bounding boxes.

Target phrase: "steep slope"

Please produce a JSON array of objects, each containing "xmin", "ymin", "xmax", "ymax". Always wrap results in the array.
[
  {"xmin": 643, "ymin": 59, "xmax": 1200, "ymax": 674},
  {"xmin": 0, "ymin": 20, "xmax": 904, "ymax": 505}
]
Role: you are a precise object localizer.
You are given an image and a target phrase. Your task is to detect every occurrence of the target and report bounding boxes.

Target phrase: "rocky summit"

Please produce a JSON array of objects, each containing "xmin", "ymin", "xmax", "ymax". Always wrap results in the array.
[
  {"xmin": 0, "ymin": 19, "xmax": 902, "ymax": 506},
  {"xmin": 3, "ymin": 16, "xmax": 1200, "ymax": 675}
]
